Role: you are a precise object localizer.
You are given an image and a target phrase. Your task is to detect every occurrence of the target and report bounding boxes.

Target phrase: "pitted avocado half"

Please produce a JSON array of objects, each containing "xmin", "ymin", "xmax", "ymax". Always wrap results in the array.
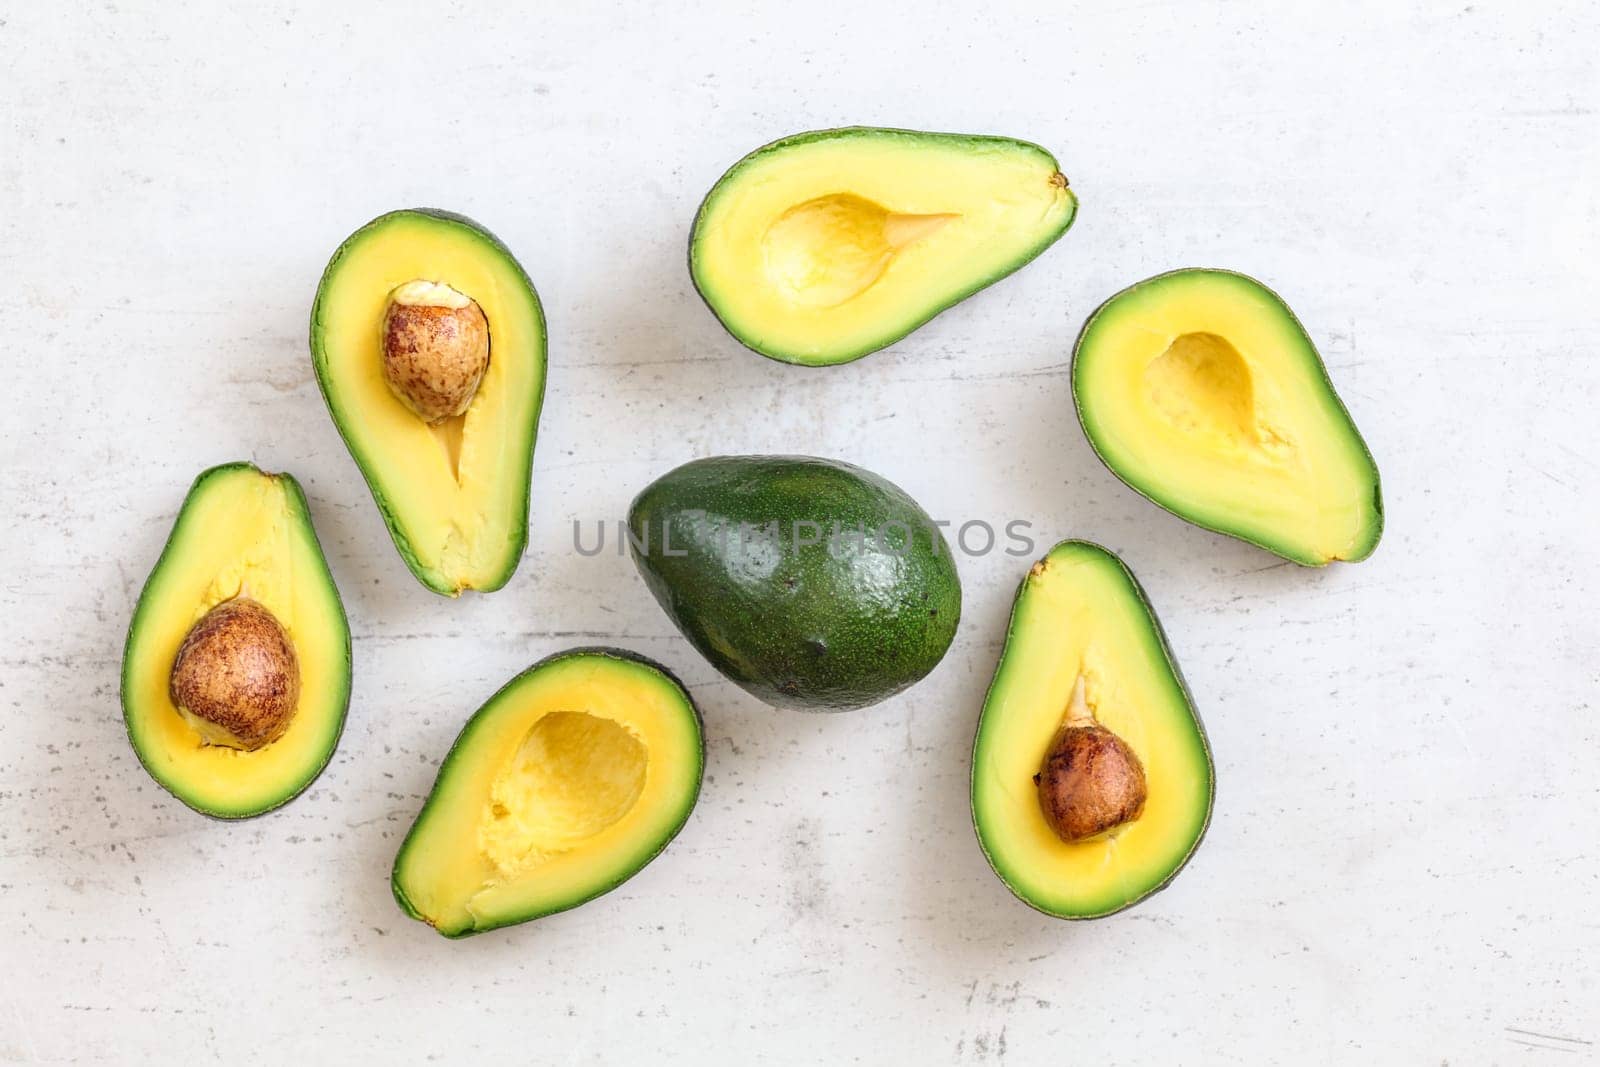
[
  {"xmin": 392, "ymin": 649, "xmax": 704, "ymax": 938},
  {"xmin": 690, "ymin": 127, "xmax": 1077, "ymax": 365},
  {"xmin": 1073, "ymin": 269, "xmax": 1382, "ymax": 565}
]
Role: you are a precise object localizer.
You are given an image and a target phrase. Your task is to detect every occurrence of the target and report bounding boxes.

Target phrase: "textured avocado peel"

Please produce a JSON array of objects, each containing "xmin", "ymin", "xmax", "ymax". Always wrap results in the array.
[{"xmin": 627, "ymin": 454, "xmax": 961, "ymax": 711}]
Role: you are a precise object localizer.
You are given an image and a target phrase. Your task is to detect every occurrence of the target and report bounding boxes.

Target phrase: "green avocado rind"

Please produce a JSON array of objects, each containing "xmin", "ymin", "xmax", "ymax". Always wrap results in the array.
[
  {"xmin": 120, "ymin": 462, "xmax": 353, "ymax": 820},
  {"xmin": 309, "ymin": 208, "xmax": 549, "ymax": 596},
  {"xmin": 971, "ymin": 540, "xmax": 1214, "ymax": 920},
  {"xmin": 628, "ymin": 455, "xmax": 961, "ymax": 711},
  {"xmin": 390, "ymin": 647, "xmax": 706, "ymax": 938},
  {"xmin": 1071, "ymin": 268, "xmax": 1384, "ymax": 566},
  {"xmin": 689, "ymin": 126, "xmax": 1079, "ymax": 367}
]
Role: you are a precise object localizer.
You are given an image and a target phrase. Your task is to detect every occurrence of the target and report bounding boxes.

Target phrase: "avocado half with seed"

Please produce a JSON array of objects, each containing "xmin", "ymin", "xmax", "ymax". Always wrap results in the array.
[
  {"xmin": 1072, "ymin": 268, "xmax": 1383, "ymax": 565},
  {"xmin": 392, "ymin": 648, "xmax": 704, "ymax": 938},
  {"xmin": 972, "ymin": 540, "xmax": 1213, "ymax": 919},
  {"xmin": 121, "ymin": 463, "xmax": 351, "ymax": 819},
  {"xmin": 311, "ymin": 208, "xmax": 548, "ymax": 596},
  {"xmin": 690, "ymin": 127, "xmax": 1078, "ymax": 366}
]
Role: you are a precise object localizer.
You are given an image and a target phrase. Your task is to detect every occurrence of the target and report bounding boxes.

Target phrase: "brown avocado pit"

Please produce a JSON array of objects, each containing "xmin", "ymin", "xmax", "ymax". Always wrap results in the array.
[
  {"xmin": 380, "ymin": 279, "xmax": 491, "ymax": 423},
  {"xmin": 168, "ymin": 597, "xmax": 301, "ymax": 750},
  {"xmin": 1034, "ymin": 677, "xmax": 1147, "ymax": 842}
]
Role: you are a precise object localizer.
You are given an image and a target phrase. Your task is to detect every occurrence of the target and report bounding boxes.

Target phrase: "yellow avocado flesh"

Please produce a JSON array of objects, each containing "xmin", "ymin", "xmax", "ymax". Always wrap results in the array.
[
  {"xmin": 973, "ymin": 542, "xmax": 1212, "ymax": 919},
  {"xmin": 312, "ymin": 210, "xmax": 546, "ymax": 595},
  {"xmin": 691, "ymin": 128, "xmax": 1077, "ymax": 365},
  {"xmin": 392, "ymin": 651, "xmax": 703, "ymax": 937},
  {"xmin": 121, "ymin": 465, "xmax": 350, "ymax": 818},
  {"xmin": 1074, "ymin": 269, "xmax": 1382, "ymax": 565}
]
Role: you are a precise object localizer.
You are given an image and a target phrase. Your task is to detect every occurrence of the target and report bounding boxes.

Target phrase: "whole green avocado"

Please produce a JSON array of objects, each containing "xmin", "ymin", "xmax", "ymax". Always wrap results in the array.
[{"xmin": 628, "ymin": 455, "xmax": 961, "ymax": 711}]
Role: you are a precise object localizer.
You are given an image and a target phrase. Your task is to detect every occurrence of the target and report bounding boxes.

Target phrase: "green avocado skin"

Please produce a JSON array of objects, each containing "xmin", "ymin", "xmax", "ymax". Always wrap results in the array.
[{"xmin": 628, "ymin": 455, "xmax": 961, "ymax": 711}]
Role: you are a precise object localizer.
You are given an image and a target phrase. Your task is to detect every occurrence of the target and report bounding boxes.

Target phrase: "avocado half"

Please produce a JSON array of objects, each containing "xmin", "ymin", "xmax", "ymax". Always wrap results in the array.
[
  {"xmin": 392, "ymin": 648, "xmax": 704, "ymax": 938},
  {"xmin": 121, "ymin": 463, "xmax": 352, "ymax": 819},
  {"xmin": 1072, "ymin": 268, "xmax": 1383, "ymax": 565},
  {"xmin": 972, "ymin": 541, "xmax": 1213, "ymax": 919},
  {"xmin": 627, "ymin": 455, "xmax": 961, "ymax": 711},
  {"xmin": 690, "ymin": 127, "xmax": 1078, "ymax": 366},
  {"xmin": 310, "ymin": 208, "xmax": 548, "ymax": 595}
]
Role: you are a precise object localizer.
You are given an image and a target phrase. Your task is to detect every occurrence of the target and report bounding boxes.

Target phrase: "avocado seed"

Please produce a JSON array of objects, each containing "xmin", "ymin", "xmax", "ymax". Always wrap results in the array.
[
  {"xmin": 380, "ymin": 279, "xmax": 490, "ymax": 423},
  {"xmin": 1034, "ymin": 677, "xmax": 1147, "ymax": 842},
  {"xmin": 168, "ymin": 597, "xmax": 300, "ymax": 750}
]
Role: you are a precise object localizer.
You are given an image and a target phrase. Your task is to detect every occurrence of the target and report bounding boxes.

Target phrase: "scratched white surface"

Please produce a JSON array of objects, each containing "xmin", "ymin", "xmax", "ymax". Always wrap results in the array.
[{"xmin": 3, "ymin": 2, "xmax": 1598, "ymax": 1063}]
